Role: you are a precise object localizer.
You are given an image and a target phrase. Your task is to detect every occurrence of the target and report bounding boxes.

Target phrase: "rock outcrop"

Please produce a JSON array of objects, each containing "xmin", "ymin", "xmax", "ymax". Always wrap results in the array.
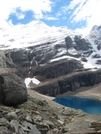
[
  {"xmin": 34, "ymin": 59, "xmax": 83, "ymax": 80},
  {"xmin": 3, "ymin": 47, "xmax": 84, "ymax": 79},
  {"xmin": 74, "ymin": 35, "xmax": 91, "ymax": 51},
  {"xmin": 65, "ymin": 36, "xmax": 73, "ymax": 49},
  {"xmin": 0, "ymin": 50, "xmax": 16, "ymax": 74},
  {"xmin": 0, "ymin": 21, "xmax": 101, "ymax": 81},
  {"xmin": 31, "ymin": 69, "xmax": 101, "ymax": 96},
  {"xmin": 0, "ymin": 73, "xmax": 28, "ymax": 106},
  {"xmin": 2, "ymin": 32, "xmax": 91, "ymax": 79}
]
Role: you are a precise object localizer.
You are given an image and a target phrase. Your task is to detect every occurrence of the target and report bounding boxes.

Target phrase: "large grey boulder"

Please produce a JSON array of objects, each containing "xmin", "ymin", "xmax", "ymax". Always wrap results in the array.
[{"xmin": 0, "ymin": 73, "xmax": 28, "ymax": 106}]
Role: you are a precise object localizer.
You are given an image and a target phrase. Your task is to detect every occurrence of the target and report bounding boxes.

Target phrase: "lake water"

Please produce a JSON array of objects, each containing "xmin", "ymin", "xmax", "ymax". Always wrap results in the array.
[{"xmin": 53, "ymin": 96, "xmax": 101, "ymax": 114}]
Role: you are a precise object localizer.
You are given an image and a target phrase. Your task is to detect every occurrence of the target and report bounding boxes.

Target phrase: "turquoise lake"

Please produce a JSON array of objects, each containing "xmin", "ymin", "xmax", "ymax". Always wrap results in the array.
[{"xmin": 53, "ymin": 96, "xmax": 101, "ymax": 114}]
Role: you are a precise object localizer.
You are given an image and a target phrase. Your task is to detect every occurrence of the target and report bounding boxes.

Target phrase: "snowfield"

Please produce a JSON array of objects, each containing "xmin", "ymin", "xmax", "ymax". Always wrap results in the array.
[
  {"xmin": 0, "ymin": 21, "xmax": 81, "ymax": 50},
  {"xmin": 0, "ymin": 21, "xmax": 101, "ymax": 69}
]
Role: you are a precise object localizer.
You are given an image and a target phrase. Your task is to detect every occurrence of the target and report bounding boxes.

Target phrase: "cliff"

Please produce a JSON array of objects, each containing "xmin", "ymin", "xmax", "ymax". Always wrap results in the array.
[{"xmin": 31, "ymin": 69, "xmax": 101, "ymax": 96}]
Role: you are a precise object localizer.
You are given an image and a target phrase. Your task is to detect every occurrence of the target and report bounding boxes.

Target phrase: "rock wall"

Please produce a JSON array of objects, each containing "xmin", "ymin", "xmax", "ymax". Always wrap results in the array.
[
  {"xmin": 31, "ymin": 69, "xmax": 101, "ymax": 96},
  {"xmin": 2, "ymin": 35, "xmax": 91, "ymax": 79},
  {"xmin": 4, "ymin": 48, "xmax": 83, "ymax": 79},
  {"xmin": 74, "ymin": 35, "xmax": 91, "ymax": 50},
  {"xmin": 0, "ymin": 50, "xmax": 16, "ymax": 74},
  {"xmin": 33, "ymin": 59, "xmax": 83, "ymax": 80}
]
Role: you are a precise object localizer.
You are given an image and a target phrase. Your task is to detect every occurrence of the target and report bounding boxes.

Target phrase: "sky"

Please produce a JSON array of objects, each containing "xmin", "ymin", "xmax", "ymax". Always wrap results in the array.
[{"xmin": 0, "ymin": 0, "xmax": 101, "ymax": 36}]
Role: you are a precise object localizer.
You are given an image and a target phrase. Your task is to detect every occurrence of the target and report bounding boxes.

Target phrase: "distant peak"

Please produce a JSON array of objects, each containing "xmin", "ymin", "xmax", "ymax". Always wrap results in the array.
[
  {"xmin": 29, "ymin": 20, "xmax": 48, "ymax": 26},
  {"xmin": 91, "ymin": 25, "xmax": 98, "ymax": 31}
]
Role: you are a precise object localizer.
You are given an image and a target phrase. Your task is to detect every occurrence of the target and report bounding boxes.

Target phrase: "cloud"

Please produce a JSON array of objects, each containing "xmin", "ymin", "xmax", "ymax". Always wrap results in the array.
[
  {"xmin": 45, "ymin": 16, "xmax": 58, "ymax": 20},
  {"xmin": 0, "ymin": 0, "xmax": 53, "ymax": 26},
  {"xmin": 16, "ymin": 13, "xmax": 25, "ymax": 20},
  {"xmin": 0, "ymin": 0, "xmax": 101, "ymax": 37},
  {"xmin": 67, "ymin": 0, "xmax": 101, "ymax": 36},
  {"xmin": 11, "ymin": 8, "xmax": 25, "ymax": 20},
  {"xmin": 67, "ymin": 0, "xmax": 86, "ymax": 10},
  {"xmin": 56, "ymin": 12, "xmax": 62, "ymax": 17},
  {"xmin": 61, "ymin": 0, "xmax": 84, "ymax": 13}
]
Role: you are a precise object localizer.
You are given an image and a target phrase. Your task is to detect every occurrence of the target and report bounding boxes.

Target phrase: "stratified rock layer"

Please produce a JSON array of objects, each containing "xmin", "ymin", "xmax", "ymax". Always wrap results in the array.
[{"xmin": 31, "ymin": 69, "xmax": 101, "ymax": 96}]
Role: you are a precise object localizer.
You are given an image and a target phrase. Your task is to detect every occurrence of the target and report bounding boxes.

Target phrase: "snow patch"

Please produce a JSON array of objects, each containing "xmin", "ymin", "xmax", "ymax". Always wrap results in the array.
[
  {"xmin": 84, "ymin": 25, "xmax": 101, "ymax": 69},
  {"xmin": 24, "ymin": 77, "xmax": 40, "ymax": 88},
  {"xmin": 68, "ymin": 47, "xmax": 80, "ymax": 55},
  {"xmin": 50, "ymin": 55, "xmax": 81, "ymax": 63}
]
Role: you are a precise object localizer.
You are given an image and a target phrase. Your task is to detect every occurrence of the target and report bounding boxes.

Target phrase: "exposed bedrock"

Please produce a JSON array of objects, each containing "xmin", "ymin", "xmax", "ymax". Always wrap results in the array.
[
  {"xmin": 4, "ymin": 48, "xmax": 83, "ymax": 79},
  {"xmin": 3, "ymin": 35, "xmax": 92, "ymax": 78},
  {"xmin": 65, "ymin": 35, "xmax": 91, "ymax": 51},
  {"xmin": 74, "ymin": 35, "xmax": 91, "ymax": 50},
  {"xmin": 31, "ymin": 69, "xmax": 101, "ymax": 97},
  {"xmin": 33, "ymin": 59, "xmax": 83, "ymax": 80}
]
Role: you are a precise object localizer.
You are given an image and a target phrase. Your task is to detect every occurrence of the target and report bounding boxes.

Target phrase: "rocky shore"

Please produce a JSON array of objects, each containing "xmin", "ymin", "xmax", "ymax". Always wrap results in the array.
[
  {"xmin": 0, "ymin": 87, "xmax": 101, "ymax": 134},
  {"xmin": 0, "ymin": 95, "xmax": 82, "ymax": 134},
  {"xmin": 0, "ymin": 70, "xmax": 101, "ymax": 133},
  {"xmin": 60, "ymin": 82, "xmax": 101, "ymax": 100}
]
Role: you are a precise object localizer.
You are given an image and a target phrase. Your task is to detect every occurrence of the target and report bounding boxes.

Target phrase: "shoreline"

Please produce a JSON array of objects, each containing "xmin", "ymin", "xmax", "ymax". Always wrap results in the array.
[
  {"xmin": 57, "ymin": 82, "xmax": 101, "ymax": 100},
  {"xmin": 28, "ymin": 88, "xmax": 64, "ymax": 108},
  {"xmin": 28, "ymin": 82, "xmax": 101, "ymax": 109}
]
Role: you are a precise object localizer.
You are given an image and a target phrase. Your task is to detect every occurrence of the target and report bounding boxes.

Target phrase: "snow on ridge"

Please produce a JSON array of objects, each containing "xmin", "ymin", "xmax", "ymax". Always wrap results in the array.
[
  {"xmin": 1, "ymin": 21, "xmax": 101, "ymax": 69},
  {"xmin": 86, "ymin": 24, "xmax": 101, "ymax": 54},
  {"xmin": 68, "ymin": 47, "xmax": 80, "ymax": 55},
  {"xmin": 50, "ymin": 55, "xmax": 81, "ymax": 63},
  {"xmin": 85, "ymin": 25, "xmax": 101, "ymax": 68},
  {"xmin": 0, "ymin": 20, "xmax": 81, "ymax": 50}
]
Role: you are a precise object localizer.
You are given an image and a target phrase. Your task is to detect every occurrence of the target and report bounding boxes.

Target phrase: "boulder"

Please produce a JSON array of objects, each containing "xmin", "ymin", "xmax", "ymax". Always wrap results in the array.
[{"xmin": 0, "ymin": 73, "xmax": 28, "ymax": 106}]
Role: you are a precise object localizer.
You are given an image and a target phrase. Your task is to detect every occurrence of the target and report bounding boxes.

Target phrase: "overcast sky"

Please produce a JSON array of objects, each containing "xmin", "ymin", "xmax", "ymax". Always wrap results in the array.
[{"xmin": 0, "ymin": 0, "xmax": 101, "ymax": 36}]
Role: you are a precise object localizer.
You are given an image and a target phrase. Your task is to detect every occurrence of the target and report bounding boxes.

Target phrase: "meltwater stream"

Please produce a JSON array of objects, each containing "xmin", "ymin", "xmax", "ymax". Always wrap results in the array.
[{"xmin": 53, "ymin": 96, "xmax": 101, "ymax": 114}]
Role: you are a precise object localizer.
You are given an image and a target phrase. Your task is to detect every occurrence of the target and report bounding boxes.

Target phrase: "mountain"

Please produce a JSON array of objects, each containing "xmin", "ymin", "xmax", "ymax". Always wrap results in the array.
[
  {"xmin": 86, "ymin": 25, "xmax": 101, "ymax": 65},
  {"xmin": 0, "ymin": 22, "xmax": 101, "ymax": 134},
  {"xmin": 0, "ymin": 21, "xmax": 81, "ymax": 49},
  {"xmin": 0, "ymin": 21, "xmax": 101, "ymax": 83}
]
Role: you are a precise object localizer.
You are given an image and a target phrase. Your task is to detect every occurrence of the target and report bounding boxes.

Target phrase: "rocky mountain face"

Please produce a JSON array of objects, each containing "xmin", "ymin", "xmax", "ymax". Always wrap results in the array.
[
  {"xmin": 0, "ymin": 22, "xmax": 101, "ymax": 95},
  {"xmin": 0, "ymin": 21, "xmax": 101, "ymax": 134},
  {"xmin": 0, "ymin": 22, "xmax": 101, "ymax": 96},
  {"xmin": 1, "ymin": 34, "xmax": 92, "ymax": 79},
  {"xmin": 87, "ymin": 25, "xmax": 101, "ymax": 50},
  {"xmin": 86, "ymin": 25, "xmax": 101, "ymax": 65},
  {"xmin": 0, "ymin": 22, "xmax": 94, "ymax": 78},
  {"xmin": 0, "ymin": 23, "xmax": 99, "ymax": 78},
  {"xmin": 32, "ymin": 68, "xmax": 101, "ymax": 96}
]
